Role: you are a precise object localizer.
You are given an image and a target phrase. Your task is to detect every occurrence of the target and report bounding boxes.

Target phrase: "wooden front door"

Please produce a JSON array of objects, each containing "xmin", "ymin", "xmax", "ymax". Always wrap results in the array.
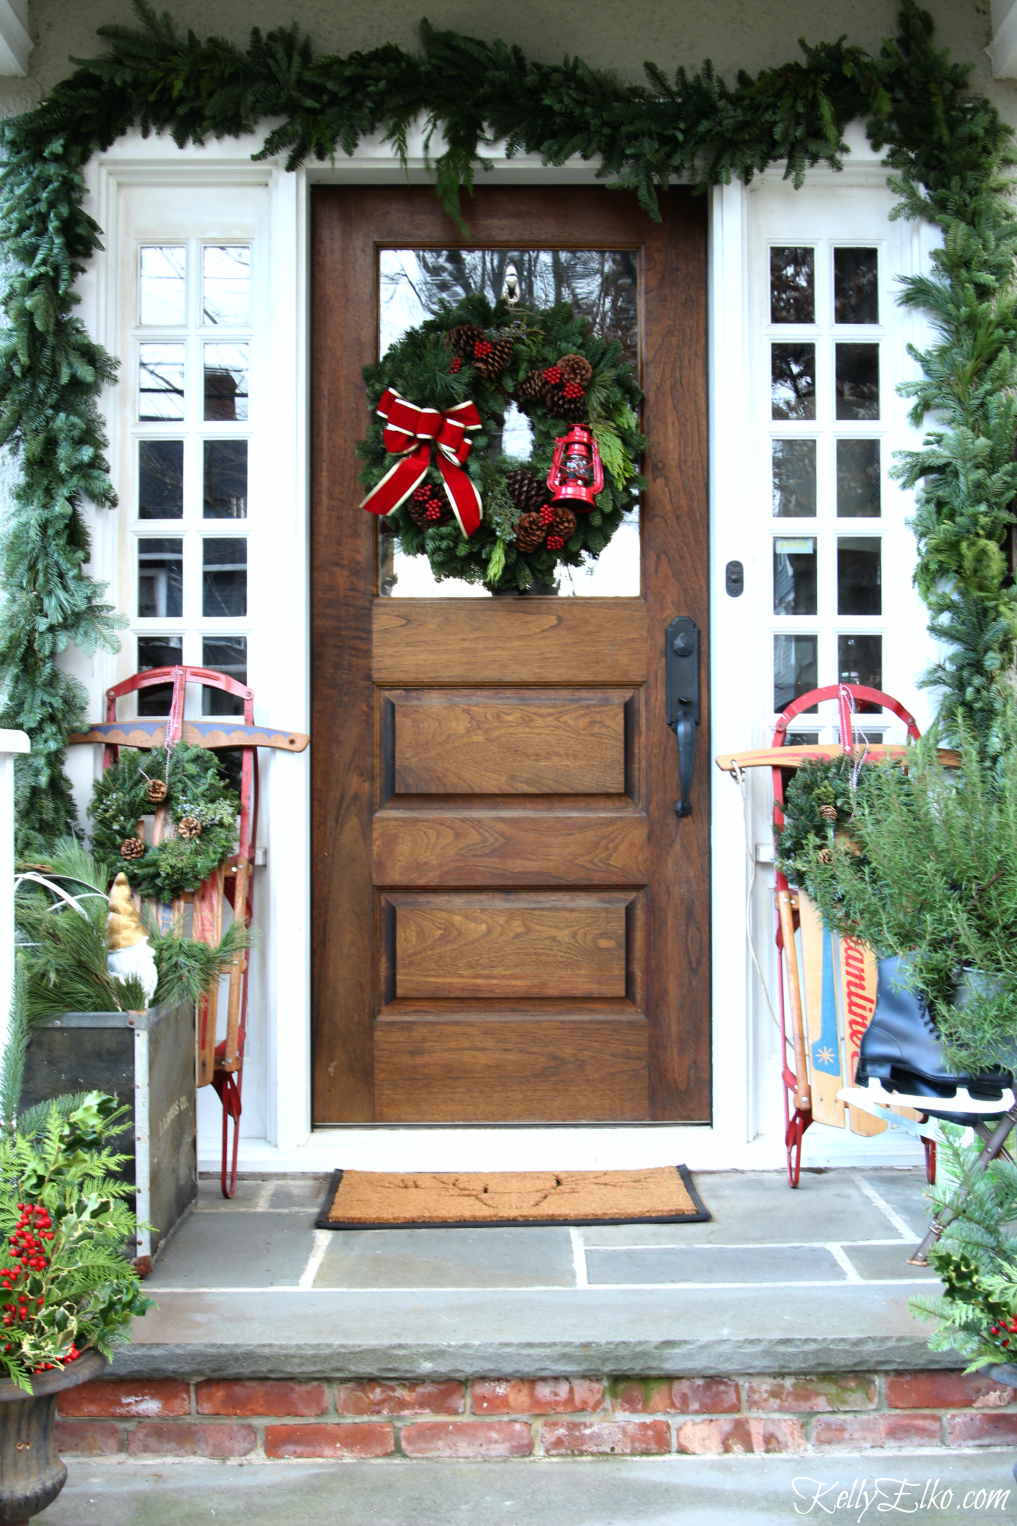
[{"xmin": 311, "ymin": 186, "xmax": 709, "ymax": 1124}]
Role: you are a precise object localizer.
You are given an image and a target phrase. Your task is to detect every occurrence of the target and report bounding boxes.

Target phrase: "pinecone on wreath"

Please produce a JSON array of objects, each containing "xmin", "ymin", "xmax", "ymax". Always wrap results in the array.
[
  {"xmin": 515, "ymin": 512, "xmax": 547, "ymax": 553},
  {"xmin": 445, "ymin": 323, "xmax": 485, "ymax": 356},
  {"xmin": 818, "ymin": 804, "xmax": 839, "ymax": 822},
  {"xmin": 549, "ymin": 505, "xmax": 577, "ymax": 542},
  {"xmin": 406, "ymin": 484, "xmax": 452, "ymax": 529},
  {"xmin": 120, "ymin": 837, "xmax": 145, "ymax": 861},
  {"xmin": 146, "ymin": 778, "xmax": 168, "ymax": 804},
  {"xmin": 473, "ymin": 336, "xmax": 514, "ymax": 379},
  {"xmin": 177, "ymin": 815, "xmax": 202, "ymax": 840},
  {"xmin": 515, "ymin": 371, "xmax": 546, "ymax": 405},
  {"xmin": 505, "ymin": 468, "xmax": 550, "ymax": 515},
  {"xmin": 547, "ymin": 381, "xmax": 588, "ymax": 421},
  {"xmin": 559, "ymin": 353, "xmax": 593, "ymax": 388}
]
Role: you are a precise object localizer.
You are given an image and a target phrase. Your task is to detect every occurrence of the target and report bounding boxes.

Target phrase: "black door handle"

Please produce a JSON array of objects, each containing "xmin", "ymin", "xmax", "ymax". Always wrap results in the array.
[{"xmin": 665, "ymin": 616, "xmax": 700, "ymax": 819}]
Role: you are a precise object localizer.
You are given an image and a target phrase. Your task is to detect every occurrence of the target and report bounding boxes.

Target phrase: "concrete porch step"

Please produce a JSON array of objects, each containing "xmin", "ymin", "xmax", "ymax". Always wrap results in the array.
[{"xmin": 36, "ymin": 1455, "xmax": 1017, "ymax": 1526}]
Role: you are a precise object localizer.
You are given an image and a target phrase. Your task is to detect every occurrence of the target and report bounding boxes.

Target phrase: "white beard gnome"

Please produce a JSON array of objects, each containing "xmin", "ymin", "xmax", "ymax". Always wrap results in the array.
[{"xmin": 106, "ymin": 872, "xmax": 159, "ymax": 1005}]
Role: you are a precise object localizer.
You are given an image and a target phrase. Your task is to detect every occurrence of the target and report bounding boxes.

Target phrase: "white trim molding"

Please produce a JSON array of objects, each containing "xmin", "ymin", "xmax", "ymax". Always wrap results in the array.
[
  {"xmin": 988, "ymin": 1, "xmax": 1017, "ymax": 77},
  {"xmin": 0, "ymin": 1, "xmax": 32, "ymax": 77}
]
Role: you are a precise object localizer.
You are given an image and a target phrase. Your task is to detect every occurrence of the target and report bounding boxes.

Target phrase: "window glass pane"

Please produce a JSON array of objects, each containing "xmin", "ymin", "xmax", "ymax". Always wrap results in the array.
[
  {"xmin": 139, "ymin": 246, "xmax": 185, "ymax": 326},
  {"xmin": 838, "ymin": 538, "xmax": 881, "ymax": 615},
  {"xmin": 138, "ymin": 539, "xmax": 183, "ymax": 618},
  {"xmin": 772, "ymin": 439, "xmax": 816, "ymax": 518},
  {"xmin": 838, "ymin": 634, "xmax": 882, "ymax": 711},
  {"xmin": 203, "ymin": 440, "xmax": 248, "ymax": 518},
  {"xmin": 770, "ymin": 247, "xmax": 815, "ymax": 324},
  {"xmin": 203, "ymin": 538, "xmax": 247, "ymax": 617},
  {"xmin": 202, "ymin": 636, "xmax": 247, "ymax": 717},
  {"xmin": 204, "ymin": 343, "xmax": 249, "ymax": 421},
  {"xmin": 773, "ymin": 536, "xmax": 817, "ymax": 615},
  {"xmin": 774, "ymin": 634, "xmax": 818, "ymax": 713},
  {"xmin": 377, "ymin": 247, "xmax": 640, "ymax": 598},
  {"xmin": 834, "ymin": 248, "xmax": 878, "ymax": 324},
  {"xmin": 138, "ymin": 440, "xmax": 183, "ymax": 519},
  {"xmin": 771, "ymin": 344, "xmax": 816, "ymax": 420},
  {"xmin": 137, "ymin": 635, "xmax": 182, "ymax": 717},
  {"xmin": 203, "ymin": 246, "xmax": 251, "ymax": 326},
  {"xmin": 835, "ymin": 344, "xmax": 879, "ymax": 420},
  {"xmin": 837, "ymin": 439, "xmax": 881, "ymax": 518},
  {"xmin": 786, "ymin": 731, "xmax": 819, "ymax": 746},
  {"xmin": 139, "ymin": 343, "xmax": 184, "ymax": 421}
]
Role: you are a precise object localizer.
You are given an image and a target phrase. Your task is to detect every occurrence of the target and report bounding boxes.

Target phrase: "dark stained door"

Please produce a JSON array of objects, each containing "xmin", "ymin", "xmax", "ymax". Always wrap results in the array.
[{"xmin": 311, "ymin": 186, "xmax": 709, "ymax": 1123}]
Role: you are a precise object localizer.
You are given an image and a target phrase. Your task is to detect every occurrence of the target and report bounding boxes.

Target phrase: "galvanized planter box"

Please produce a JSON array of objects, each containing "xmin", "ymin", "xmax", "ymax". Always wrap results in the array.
[{"xmin": 21, "ymin": 1002, "xmax": 197, "ymax": 1263}]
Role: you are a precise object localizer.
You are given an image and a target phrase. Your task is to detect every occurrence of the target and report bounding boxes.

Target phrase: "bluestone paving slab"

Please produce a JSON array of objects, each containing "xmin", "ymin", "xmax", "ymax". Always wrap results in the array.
[
  {"xmin": 584, "ymin": 1242, "xmax": 849, "ymax": 1285},
  {"xmin": 313, "ymin": 1226, "xmax": 576, "ymax": 1289},
  {"xmin": 35, "ymin": 1456, "xmax": 1017, "ymax": 1526},
  {"xmin": 146, "ymin": 1210, "xmax": 317, "ymax": 1289},
  {"xmin": 841, "ymin": 1241, "xmax": 942, "ymax": 1281},
  {"xmin": 268, "ymin": 1176, "xmax": 331, "ymax": 1211},
  {"xmin": 581, "ymin": 1169, "xmax": 902, "ymax": 1247},
  {"xmin": 109, "ymin": 1281, "xmax": 954, "ymax": 1378},
  {"xmin": 859, "ymin": 1168, "xmax": 931, "ymax": 1239}
]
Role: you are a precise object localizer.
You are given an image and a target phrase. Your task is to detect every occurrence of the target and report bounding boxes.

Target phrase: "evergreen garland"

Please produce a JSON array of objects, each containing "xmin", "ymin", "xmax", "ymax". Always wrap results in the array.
[
  {"xmin": 0, "ymin": 1, "xmax": 1014, "ymax": 837},
  {"xmin": 358, "ymin": 295, "xmax": 645, "ymax": 591}
]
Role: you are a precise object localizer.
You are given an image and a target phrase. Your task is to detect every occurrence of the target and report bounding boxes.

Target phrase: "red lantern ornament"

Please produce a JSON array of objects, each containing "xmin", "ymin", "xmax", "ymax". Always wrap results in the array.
[{"xmin": 547, "ymin": 423, "xmax": 604, "ymax": 511}]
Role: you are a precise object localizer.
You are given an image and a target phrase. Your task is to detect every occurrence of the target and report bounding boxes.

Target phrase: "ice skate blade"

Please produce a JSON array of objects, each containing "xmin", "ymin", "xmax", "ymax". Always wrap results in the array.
[
  {"xmin": 859, "ymin": 1077, "xmax": 1015, "ymax": 1116},
  {"xmin": 835, "ymin": 1087, "xmax": 941, "ymax": 1139}
]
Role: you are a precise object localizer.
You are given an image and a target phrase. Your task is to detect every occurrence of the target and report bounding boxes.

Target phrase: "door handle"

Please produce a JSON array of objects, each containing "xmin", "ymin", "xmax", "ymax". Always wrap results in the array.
[{"xmin": 665, "ymin": 616, "xmax": 700, "ymax": 819}]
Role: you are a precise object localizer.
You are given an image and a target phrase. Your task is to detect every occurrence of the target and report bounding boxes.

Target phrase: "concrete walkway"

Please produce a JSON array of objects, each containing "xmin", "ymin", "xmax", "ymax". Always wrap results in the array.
[
  {"xmin": 114, "ymin": 1167, "xmax": 949, "ymax": 1377},
  {"xmin": 36, "ymin": 1454, "xmax": 1017, "ymax": 1525}
]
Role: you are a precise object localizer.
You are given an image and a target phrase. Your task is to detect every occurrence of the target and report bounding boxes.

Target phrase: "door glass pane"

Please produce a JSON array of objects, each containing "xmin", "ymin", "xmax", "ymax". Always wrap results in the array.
[
  {"xmin": 835, "ymin": 344, "xmax": 879, "ymax": 420},
  {"xmin": 771, "ymin": 344, "xmax": 816, "ymax": 420},
  {"xmin": 139, "ymin": 343, "xmax": 184, "ymax": 421},
  {"xmin": 376, "ymin": 248, "xmax": 639, "ymax": 598},
  {"xmin": 204, "ymin": 343, "xmax": 249, "ymax": 421},
  {"xmin": 203, "ymin": 246, "xmax": 250, "ymax": 326},
  {"xmin": 139, "ymin": 247, "xmax": 185, "ymax": 326},
  {"xmin": 774, "ymin": 634, "xmax": 818, "ymax": 713},
  {"xmin": 837, "ymin": 537, "xmax": 881, "ymax": 615},
  {"xmin": 202, "ymin": 538, "xmax": 247, "ymax": 617},
  {"xmin": 838, "ymin": 634, "xmax": 882, "ymax": 710},
  {"xmin": 137, "ymin": 635, "xmax": 181, "ymax": 716},
  {"xmin": 770, "ymin": 248, "xmax": 815, "ymax": 324},
  {"xmin": 773, "ymin": 537, "xmax": 817, "ymax": 615},
  {"xmin": 772, "ymin": 440, "xmax": 816, "ymax": 518},
  {"xmin": 837, "ymin": 439, "xmax": 880, "ymax": 517},
  {"xmin": 138, "ymin": 539, "xmax": 183, "ymax": 618},
  {"xmin": 204, "ymin": 440, "xmax": 248, "ymax": 518},
  {"xmin": 202, "ymin": 636, "xmax": 247, "ymax": 715},
  {"xmin": 138, "ymin": 440, "xmax": 183, "ymax": 519},
  {"xmin": 834, "ymin": 248, "xmax": 878, "ymax": 324}
]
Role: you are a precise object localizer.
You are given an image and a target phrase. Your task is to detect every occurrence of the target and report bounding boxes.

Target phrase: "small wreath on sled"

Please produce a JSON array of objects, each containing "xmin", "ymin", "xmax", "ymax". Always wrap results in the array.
[
  {"xmin": 356, "ymin": 294, "xmax": 647, "ymax": 592},
  {"xmin": 89, "ymin": 742, "xmax": 240, "ymax": 901}
]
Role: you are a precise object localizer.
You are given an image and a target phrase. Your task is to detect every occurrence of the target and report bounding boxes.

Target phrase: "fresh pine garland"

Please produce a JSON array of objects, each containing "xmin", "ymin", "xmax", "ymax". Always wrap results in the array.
[
  {"xmin": 0, "ymin": 1, "xmax": 1015, "ymax": 841},
  {"xmin": 358, "ymin": 295, "xmax": 645, "ymax": 591}
]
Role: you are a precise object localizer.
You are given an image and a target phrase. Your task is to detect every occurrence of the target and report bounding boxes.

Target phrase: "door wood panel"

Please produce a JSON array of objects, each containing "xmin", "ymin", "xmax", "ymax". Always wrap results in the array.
[
  {"xmin": 311, "ymin": 185, "xmax": 710, "ymax": 1124},
  {"xmin": 390, "ymin": 690, "xmax": 626, "ymax": 796},
  {"xmin": 374, "ymin": 1016, "xmax": 650, "ymax": 1122},
  {"xmin": 391, "ymin": 892, "xmax": 631, "ymax": 1000},
  {"xmin": 373, "ymin": 810, "xmax": 648, "ymax": 886}
]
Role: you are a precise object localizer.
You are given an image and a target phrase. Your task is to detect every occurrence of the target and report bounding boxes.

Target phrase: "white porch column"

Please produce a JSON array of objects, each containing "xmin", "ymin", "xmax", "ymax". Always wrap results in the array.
[{"xmin": 0, "ymin": 729, "xmax": 29, "ymax": 1054}]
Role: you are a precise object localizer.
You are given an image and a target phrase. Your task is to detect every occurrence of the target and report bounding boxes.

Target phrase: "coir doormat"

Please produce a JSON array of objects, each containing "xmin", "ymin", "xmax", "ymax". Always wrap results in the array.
[{"xmin": 316, "ymin": 1166, "xmax": 710, "ymax": 1230}]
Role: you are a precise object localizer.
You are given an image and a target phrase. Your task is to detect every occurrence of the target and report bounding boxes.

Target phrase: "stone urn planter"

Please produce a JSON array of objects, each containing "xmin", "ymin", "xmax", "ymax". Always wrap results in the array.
[{"xmin": 0, "ymin": 1347, "xmax": 106, "ymax": 1523}]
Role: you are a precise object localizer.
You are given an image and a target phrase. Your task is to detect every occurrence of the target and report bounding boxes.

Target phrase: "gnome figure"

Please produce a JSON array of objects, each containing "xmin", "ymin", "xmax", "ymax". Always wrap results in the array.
[{"xmin": 106, "ymin": 872, "xmax": 158, "ymax": 1005}]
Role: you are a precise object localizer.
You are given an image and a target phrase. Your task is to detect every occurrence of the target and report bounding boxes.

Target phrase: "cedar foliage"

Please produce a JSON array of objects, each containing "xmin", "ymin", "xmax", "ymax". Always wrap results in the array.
[{"xmin": 0, "ymin": 2, "xmax": 1014, "ymax": 835}]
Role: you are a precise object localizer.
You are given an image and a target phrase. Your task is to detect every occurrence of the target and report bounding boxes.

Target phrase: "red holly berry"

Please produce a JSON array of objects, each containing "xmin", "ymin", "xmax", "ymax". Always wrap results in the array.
[
  {"xmin": 562, "ymin": 381, "xmax": 585, "ymax": 399},
  {"xmin": 425, "ymin": 505, "xmax": 442, "ymax": 522},
  {"xmin": 544, "ymin": 365, "xmax": 563, "ymax": 386},
  {"xmin": 473, "ymin": 339, "xmax": 493, "ymax": 359},
  {"xmin": 413, "ymin": 485, "xmax": 431, "ymax": 502},
  {"xmin": 450, "ymin": 356, "xmax": 462, "ymax": 373},
  {"xmin": 539, "ymin": 505, "xmax": 555, "ymax": 525},
  {"xmin": 547, "ymin": 534, "xmax": 565, "ymax": 550}
]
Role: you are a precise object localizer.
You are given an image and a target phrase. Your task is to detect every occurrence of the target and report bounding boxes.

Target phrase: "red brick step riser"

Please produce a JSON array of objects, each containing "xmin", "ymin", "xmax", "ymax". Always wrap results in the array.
[{"xmin": 55, "ymin": 1372, "xmax": 1017, "ymax": 1459}]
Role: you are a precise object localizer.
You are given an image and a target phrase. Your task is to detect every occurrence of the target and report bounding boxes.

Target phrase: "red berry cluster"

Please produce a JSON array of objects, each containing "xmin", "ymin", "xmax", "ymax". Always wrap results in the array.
[
  {"xmin": 2, "ymin": 1204, "xmax": 54, "ymax": 1329},
  {"xmin": 543, "ymin": 365, "xmax": 563, "ymax": 386},
  {"xmin": 412, "ymin": 484, "xmax": 445, "ymax": 522},
  {"xmin": 450, "ymin": 356, "xmax": 462, "ymax": 373},
  {"xmin": 539, "ymin": 505, "xmax": 555, "ymax": 526},
  {"xmin": 473, "ymin": 339, "xmax": 493, "ymax": 360},
  {"xmin": 547, "ymin": 534, "xmax": 565, "ymax": 550},
  {"xmin": 989, "ymin": 1317, "xmax": 1017, "ymax": 1347},
  {"xmin": 562, "ymin": 381, "xmax": 585, "ymax": 399},
  {"xmin": 36, "ymin": 1345, "xmax": 80, "ymax": 1374}
]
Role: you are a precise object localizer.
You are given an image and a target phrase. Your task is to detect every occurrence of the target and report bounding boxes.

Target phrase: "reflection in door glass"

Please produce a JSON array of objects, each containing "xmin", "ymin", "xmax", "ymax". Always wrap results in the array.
[{"xmin": 377, "ymin": 249, "xmax": 639, "ymax": 598}]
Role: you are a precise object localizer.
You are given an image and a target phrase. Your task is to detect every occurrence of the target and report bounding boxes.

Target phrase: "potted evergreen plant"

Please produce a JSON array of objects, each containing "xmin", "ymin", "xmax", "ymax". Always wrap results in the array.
[{"xmin": 0, "ymin": 1089, "xmax": 152, "ymax": 1522}]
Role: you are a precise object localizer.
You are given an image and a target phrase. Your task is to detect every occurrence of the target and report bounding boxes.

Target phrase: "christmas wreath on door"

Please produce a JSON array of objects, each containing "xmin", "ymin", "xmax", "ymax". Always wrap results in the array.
[{"xmin": 356, "ymin": 296, "xmax": 646, "ymax": 593}]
